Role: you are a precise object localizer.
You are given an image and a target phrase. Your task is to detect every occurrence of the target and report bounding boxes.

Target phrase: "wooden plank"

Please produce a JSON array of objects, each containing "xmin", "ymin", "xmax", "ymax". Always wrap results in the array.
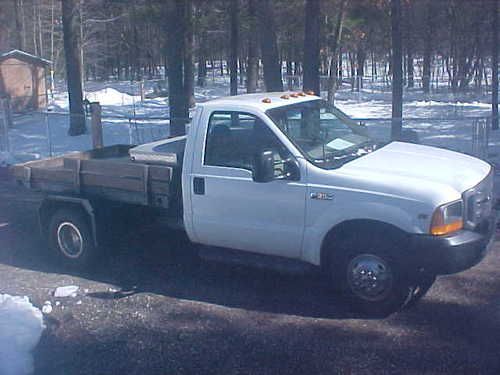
[
  {"xmin": 19, "ymin": 156, "xmax": 65, "ymax": 169},
  {"xmin": 64, "ymin": 158, "xmax": 144, "ymax": 179},
  {"xmin": 150, "ymin": 181, "xmax": 169, "ymax": 195},
  {"xmin": 30, "ymin": 181, "xmax": 74, "ymax": 194},
  {"xmin": 64, "ymin": 145, "xmax": 133, "ymax": 160},
  {"xmin": 149, "ymin": 165, "xmax": 172, "ymax": 181},
  {"xmin": 82, "ymin": 186, "xmax": 146, "ymax": 205},
  {"xmin": 80, "ymin": 174, "xmax": 144, "ymax": 192},
  {"xmin": 12, "ymin": 165, "xmax": 25, "ymax": 179},
  {"xmin": 30, "ymin": 167, "xmax": 74, "ymax": 183}
]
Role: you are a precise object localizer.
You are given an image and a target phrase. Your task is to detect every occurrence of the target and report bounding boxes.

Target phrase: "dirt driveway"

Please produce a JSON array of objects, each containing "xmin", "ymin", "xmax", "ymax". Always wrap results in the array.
[{"xmin": 0, "ymin": 173, "xmax": 499, "ymax": 375}]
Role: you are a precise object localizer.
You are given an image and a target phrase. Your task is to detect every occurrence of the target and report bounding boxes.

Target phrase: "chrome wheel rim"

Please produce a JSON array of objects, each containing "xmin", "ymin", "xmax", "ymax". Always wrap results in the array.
[
  {"xmin": 347, "ymin": 254, "xmax": 393, "ymax": 302},
  {"xmin": 57, "ymin": 222, "xmax": 83, "ymax": 259}
]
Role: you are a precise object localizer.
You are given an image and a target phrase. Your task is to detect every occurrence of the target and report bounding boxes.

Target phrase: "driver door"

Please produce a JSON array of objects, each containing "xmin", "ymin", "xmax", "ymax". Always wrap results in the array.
[{"xmin": 190, "ymin": 111, "xmax": 307, "ymax": 258}]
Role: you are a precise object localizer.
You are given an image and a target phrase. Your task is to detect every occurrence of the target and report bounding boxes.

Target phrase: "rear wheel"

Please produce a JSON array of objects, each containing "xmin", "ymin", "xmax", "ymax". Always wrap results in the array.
[{"xmin": 48, "ymin": 208, "xmax": 98, "ymax": 269}]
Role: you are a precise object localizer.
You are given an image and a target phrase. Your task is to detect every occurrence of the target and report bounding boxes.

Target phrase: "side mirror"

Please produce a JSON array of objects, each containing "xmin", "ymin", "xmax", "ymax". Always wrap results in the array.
[
  {"xmin": 283, "ymin": 158, "xmax": 300, "ymax": 181},
  {"xmin": 253, "ymin": 150, "xmax": 275, "ymax": 183}
]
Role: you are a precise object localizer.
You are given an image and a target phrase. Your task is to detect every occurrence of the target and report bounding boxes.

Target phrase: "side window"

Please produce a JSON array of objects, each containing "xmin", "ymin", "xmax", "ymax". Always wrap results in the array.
[{"xmin": 205, "ymin": 111, "xmax": 288, "ymax": 171}]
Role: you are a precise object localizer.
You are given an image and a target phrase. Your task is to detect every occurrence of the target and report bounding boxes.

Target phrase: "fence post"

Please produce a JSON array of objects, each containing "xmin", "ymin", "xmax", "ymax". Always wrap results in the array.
[
  {"xmin": 0, "ymin": 98, "xmax": 12, "ymax": 153},
  {"xmin": 139, "ymin": 81, "xmax": 145, "ymax": 103},
  {"xmin": 45, "ymin": 110, "xmax": 53, "ymax": 157},
  {"xmin": 90, "ymin": 102, "xmax": 104, "ymax": 149}
]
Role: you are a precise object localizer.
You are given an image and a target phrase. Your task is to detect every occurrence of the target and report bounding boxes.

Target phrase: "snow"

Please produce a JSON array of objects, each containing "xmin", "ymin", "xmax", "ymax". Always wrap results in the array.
[
  {"xmin": 54, "ymin": 285, "xmax": 79, "ymax": 298},
  {"xmin": 0, "ymin": 152, "xmax": 15, "ymax": 166},
  {"xmin": 41, "ymin": 301, "xmax": 52, "ymax": 315},
  {"xmin": 0, "ymin": 295, "xmax": 45, "ymax": 375}
]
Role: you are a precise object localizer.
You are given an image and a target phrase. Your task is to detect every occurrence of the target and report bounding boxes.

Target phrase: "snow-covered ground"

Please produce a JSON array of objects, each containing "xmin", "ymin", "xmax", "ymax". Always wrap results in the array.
[
  {"xmin": 0, "ymin": 295, "xmax": 45, "ymax": 375},
  {"xmin": 0, "ymin": 77, "xmax": 498, "ymax": 166}
]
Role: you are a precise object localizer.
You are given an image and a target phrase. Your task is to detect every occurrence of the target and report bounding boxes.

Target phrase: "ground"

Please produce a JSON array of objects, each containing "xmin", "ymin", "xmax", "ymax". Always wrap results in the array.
[{"xmin": 1, "ymin": 173, "xmax": 500, "ymax": 374}]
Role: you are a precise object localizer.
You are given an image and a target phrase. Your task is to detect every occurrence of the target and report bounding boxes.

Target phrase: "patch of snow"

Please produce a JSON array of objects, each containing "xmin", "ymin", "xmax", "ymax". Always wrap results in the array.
[
  {"xmin": 0, "ymin": 152, "xmax": 16, "ymax": 166},
  {"xmin": 84, "ymin": 88, "xmax": 141, "ymax": 107},
  {"xmin": 41, "ymin": 301, "xmax": 52, "ymax": 314},
  {"xmin": 0, "ymin": 294, "xmax": 45, "ymax": 375},
  {"xmin": 54, "ymin": 286, "xmax": 79, "ymax": 298}
]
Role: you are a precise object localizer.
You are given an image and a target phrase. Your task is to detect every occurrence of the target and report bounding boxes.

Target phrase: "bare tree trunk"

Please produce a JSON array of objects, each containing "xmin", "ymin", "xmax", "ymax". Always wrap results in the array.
[
  {"xmin": 165, "ymin": 0, "xmax": 188, "ymax": 136},
  {"xmin": 38, "ymin": 3, "xmax": 43, "ymax": 57},
  {"xmin": 61, "ymin": 0, "xmax": 86, "ymax": 136},
  {"xmin": 197, "ymin": 35, "xmax": 207, "ymax": 87},
  {"xmin": 404, "ymin": 0, "xmax": 414, "ymax": 88},
  {"xmin": 184, "ymin": 0, "xmax": 195, "ymax": 107},
  {"xmin": 327, "ymin": 0, "xmax": 346, "ymax": 105},
  {"xmin": 13, "ymin": 0, "xmax": 24, "ymax": 50},
  {"xmin": 229, "ymin": 0, "xmax": 239, "ymax": 95},
  {"xmin": 246, "ymin": 0, "xmax": 259, "ymax": 93},
  {"xmin": 303, "ymin": 0, "xmax": 321, "ymax": 95},
  {"xmin": 356, "ymin": 49, "xmax": 365, "ymax": 92},
  {"xmin": 422, "ymin": 0, "xmax": 433, "ymax": 94},
  {"xmin": 391, "ymin": 0, "xmax": 403, "ymax": 141},
  {"xmin": 50, "ymin": 0, "xmax": 55, "ymax": 93},
  {"xmin": 493, "ymin": 0, "xmax": 499, "ymax": 130},
  {"xmin": 257, "ymin": 0, "xmax": 283, "ymax": 91}
]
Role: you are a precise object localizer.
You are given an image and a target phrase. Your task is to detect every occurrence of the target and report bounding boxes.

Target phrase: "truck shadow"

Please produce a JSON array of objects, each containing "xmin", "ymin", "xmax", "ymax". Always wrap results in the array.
[{"xmin": 0, "ymin": 203, "xmax": 366, "ymax": 319}]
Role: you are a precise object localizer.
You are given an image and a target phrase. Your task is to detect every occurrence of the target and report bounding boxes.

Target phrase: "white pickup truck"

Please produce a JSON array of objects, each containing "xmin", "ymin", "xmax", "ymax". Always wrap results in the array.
[{"xmin": 13, "ymin": 92, "xmax": 496, "ymax": 315}]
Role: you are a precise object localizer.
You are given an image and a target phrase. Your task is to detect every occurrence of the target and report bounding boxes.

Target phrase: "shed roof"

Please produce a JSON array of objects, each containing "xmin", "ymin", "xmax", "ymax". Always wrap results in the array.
[{"xmin": 0, "ymin": 49, "xmax": 51, "ymax": 66}]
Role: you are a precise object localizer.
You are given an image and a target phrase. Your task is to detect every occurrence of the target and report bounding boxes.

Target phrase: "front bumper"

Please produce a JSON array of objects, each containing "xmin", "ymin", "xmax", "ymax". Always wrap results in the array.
[{"xmin": 410, "ymin": 213, "xmax": 496, "ymax": 275}]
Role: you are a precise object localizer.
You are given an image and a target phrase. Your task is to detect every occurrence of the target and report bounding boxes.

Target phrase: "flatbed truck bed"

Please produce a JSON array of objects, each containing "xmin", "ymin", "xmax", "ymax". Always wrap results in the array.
[{"xmin": 12, "ymin": 145, "xmax": 178, "ymax": 210}]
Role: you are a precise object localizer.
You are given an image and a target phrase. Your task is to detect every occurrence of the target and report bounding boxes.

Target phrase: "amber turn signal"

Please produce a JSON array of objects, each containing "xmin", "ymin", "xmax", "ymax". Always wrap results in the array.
[
  {"xmin": 430, "ymin": 201, "xmax": 464, "ymax": 235},
  {"xmin": 430, "ymin": 220, "xmax": 463, "ymax": 235}
]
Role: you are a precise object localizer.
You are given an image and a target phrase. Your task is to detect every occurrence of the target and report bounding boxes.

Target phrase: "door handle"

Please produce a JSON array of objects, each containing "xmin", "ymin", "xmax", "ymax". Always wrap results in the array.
[{"xmin": 193, "ymin": 177, "xmax": 205, "ymax": 195}]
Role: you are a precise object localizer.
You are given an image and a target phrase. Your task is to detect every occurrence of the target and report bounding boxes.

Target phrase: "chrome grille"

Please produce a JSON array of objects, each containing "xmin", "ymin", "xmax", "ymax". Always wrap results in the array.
[{"xmin": 463, "ymin": 169, "xmax": 494, "ymax": 229}]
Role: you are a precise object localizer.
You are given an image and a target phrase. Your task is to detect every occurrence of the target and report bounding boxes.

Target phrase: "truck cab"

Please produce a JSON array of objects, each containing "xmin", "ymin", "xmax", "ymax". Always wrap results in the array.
[{"xmin": 177, "ymin": 92, "xmax": 495, "ymax": 314}]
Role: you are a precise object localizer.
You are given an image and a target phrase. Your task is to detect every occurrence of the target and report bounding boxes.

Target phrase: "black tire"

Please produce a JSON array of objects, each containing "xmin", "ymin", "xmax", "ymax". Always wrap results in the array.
[
  {"xmin": 48, "ymin": 208, "xmax": 99, "ymax": 269},
  {"xmin": 329, "ymin": 233, "xmax": 416, "ymax": 317}
]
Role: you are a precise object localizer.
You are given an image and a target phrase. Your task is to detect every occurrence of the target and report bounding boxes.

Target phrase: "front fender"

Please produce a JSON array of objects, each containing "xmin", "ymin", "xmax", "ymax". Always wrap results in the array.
[{"xmin": 301, "ymin": 198, "xmax": 429, "ymax": 266}]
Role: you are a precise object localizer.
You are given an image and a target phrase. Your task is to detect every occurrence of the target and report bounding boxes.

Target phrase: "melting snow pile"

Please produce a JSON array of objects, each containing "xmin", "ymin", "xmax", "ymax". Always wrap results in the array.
[
  {"xmin": 84, "ymin": 88, "xmax": 141, "ymax": 106},
  {"xmin": 0, "ymin": 295, "xmax": 45, "ymax": 375}
]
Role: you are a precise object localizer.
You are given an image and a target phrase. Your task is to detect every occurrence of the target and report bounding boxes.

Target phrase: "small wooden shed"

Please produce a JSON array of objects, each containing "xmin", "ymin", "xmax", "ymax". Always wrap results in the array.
[{"xmin": 0, "ymin": 50, "xmax": 51, "ymax": 112}]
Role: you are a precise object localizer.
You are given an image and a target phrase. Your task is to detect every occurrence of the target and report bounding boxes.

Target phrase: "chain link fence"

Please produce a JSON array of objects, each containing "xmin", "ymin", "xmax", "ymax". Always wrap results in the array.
[{"xmin": 0, "ymin": 103, "xmax": 494, "ymax": 165}]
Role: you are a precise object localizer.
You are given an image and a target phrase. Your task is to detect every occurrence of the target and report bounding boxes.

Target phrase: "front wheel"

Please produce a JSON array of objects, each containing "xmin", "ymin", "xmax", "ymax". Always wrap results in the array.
[{"xmin": 339, "ymin": 252, "xmax": 414, "ymax": 316}]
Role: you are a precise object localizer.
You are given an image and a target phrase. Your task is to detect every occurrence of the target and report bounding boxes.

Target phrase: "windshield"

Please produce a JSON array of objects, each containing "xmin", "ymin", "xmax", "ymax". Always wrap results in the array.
[{"xmin": 267, "ymin": 100, "xmax": 382, "ymax": 169}]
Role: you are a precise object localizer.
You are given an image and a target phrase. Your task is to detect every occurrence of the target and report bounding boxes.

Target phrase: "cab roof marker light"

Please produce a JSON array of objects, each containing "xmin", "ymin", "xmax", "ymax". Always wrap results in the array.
[
  {"xmin": 306, "ymin": 90, "xmax": 315, "ymax": 95},
  {"xmin": 262, "ymin": 98, "xmax": 272, "ymax": 103},
  {"xmin": 298, "ymin": 92, "xmax": 306, "ymax": 97},
  {"xmin": 290, "ymin": 93, "xmax": 299, "ymax": 98},
  {"xmin": 280, "ymin": 95, "xmax": 290, "ymax": 99}
]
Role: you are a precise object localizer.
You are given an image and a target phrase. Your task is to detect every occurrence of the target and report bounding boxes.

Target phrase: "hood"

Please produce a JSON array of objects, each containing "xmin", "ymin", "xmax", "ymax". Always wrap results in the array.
[{"xmin": 336, "ymin": 142, "xmax": 491, "ymax": 203}]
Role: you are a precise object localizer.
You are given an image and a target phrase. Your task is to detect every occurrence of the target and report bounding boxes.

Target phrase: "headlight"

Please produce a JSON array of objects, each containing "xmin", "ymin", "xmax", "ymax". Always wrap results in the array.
[{"xmin": 430, "ymin": 200, "xmax": 463, "ymax": 236}]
